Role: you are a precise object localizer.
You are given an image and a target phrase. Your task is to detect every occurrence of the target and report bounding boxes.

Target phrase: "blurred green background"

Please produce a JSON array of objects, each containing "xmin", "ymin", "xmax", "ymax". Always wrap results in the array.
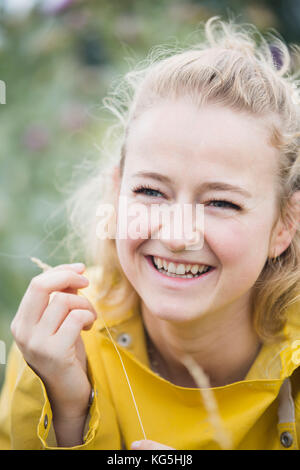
[{"xmin": 0, "ymin": 0, "xmax": 300, "ymax": 388}]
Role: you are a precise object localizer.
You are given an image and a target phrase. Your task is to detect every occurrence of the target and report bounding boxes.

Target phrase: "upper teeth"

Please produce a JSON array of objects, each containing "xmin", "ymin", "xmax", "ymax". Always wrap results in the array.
[{"xmin": 153, "ymin": 256, "xmax": 210, "ymax": 275}]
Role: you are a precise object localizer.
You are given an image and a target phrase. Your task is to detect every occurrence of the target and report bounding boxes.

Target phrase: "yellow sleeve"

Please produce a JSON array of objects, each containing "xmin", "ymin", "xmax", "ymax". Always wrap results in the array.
[
  {"xmin": 0, "ymin": 342, "xmax": 20, "ymax": 449},
  {"xmin": 291, "ymin": 366, "xmax": 300, "ymax": 448},
  {"xmin": 0, "ymin": 341, "xmax": 63, "ymax": 449},
  {"xmin": 0, "ymin": 337, "xmax": 122, "ymax": 450}
]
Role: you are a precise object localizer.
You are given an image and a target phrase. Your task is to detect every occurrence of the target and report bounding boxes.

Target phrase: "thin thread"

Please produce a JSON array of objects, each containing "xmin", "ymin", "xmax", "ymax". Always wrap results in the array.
[
  {"xmin": 97, "ymin": 311, "xmax": 147, "ymax": 440},
  {"xmin": 30, "ymin": 256, "xmax": 147, "ymax": 441}
]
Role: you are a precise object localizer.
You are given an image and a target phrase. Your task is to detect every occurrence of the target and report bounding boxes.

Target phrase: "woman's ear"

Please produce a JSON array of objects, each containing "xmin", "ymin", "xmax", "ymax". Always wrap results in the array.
[{"xmin": 268, "ymin": 191, "xmax": 300, "ymax": 259}]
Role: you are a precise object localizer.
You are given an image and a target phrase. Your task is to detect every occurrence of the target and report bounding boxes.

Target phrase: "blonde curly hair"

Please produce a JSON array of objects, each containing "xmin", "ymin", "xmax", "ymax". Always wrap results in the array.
[{"xmin": 65, "ymin": 16, "xmax": 300, "ymax": 341}]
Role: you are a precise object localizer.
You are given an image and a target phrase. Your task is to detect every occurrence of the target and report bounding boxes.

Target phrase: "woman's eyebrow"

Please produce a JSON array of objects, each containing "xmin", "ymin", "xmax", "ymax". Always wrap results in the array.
[
  {"xmin": 199, "ymin": 181, "xmax": 252, "ymax": 198},
  {"xmin": 133, "ymin": 171, "xmax": 171, "ymax": 185},
  {"xmin": 132, "ymin": 171, "xmax": 252, "ymax": 198}
]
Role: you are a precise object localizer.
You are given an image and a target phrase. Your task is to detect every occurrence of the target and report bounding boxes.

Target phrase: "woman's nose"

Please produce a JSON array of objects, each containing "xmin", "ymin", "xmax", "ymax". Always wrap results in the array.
[
  {"xmin": 148, "ymin": 202, "xmax": 204, "ymax": 251},
  {"xmin": 160, "ymin": 232, "xmax": 202, "ymax": 252},
  {"xmin": 162, "ymin": 238, "xmax": 187, "ymax": 253},
  {"xmin": 157, "ymin": 220, "xmax": 203, "ymax": 252}
]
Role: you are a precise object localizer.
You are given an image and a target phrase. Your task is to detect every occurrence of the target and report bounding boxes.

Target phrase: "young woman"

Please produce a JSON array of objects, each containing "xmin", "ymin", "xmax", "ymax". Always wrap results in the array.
[{"xmin": 0, "ymin": 16, "xmax": 300, "ymax": 450}]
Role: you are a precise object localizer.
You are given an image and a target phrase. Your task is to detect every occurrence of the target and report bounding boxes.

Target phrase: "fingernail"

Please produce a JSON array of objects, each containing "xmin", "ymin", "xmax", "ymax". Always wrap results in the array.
[
  {"xmin": 71, "ymin": 263, "xmax": 85, "ymax": 270},
  {"xmin": 79, "ymin": 275, "xmax": 89, "ymax": 284},
  {"xmin": 131, "ymin": 441, "xmax": 141, "ymax": 449}
]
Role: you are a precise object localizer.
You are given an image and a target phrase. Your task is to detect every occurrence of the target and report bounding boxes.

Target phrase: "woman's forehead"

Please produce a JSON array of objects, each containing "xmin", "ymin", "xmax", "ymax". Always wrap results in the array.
[
  {"xmin": 128, "ymin": 99, "xmax": 270, "ymax": 145},
  {"xmin": 125, "ymin": 100, "xmax": 279, "ymax": 187}
]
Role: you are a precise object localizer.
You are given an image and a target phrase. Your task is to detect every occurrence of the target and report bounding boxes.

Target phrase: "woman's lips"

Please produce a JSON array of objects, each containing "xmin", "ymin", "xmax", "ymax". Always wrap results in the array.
[{"xmin": 144, "ymin": 255, "xmax": 215, "ymax": 287}]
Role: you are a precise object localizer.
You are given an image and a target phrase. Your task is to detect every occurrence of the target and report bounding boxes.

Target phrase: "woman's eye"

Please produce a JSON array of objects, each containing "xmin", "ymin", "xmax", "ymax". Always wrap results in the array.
[
  {"xmin": 131, "ymin": 188, "xmax": 240, "ymax": 210},
  {"xmin": 207, "ymin": 200, "xmax": 241, "ymax": 210},
  {"xmin": 132, "ymin": 185, "xmax": 165, "ymax": 198}
]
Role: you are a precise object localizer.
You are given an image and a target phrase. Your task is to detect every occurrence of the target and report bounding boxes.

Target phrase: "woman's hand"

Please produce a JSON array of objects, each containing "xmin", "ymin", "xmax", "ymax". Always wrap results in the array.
[
  {"xmin": 131, "ymin": 440, "xmax": 175, "ymax": 450},
  {"xmin": 10, "ymin": 262, "xmax": 97, "ymax": 444}
]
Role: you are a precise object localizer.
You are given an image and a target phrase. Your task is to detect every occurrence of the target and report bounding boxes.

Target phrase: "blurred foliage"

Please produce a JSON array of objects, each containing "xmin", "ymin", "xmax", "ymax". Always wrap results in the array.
[{"xmin": 0, "ymin": 0, "xmax": 299, "ymax": 387}]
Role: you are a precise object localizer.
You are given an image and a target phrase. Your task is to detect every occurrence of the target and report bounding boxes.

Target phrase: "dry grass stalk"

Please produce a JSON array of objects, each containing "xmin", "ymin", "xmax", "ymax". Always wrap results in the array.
[
  {"xmin": 181, "ymin": 354, "xmax": 232, "ymax": 450},
  {"xmin": 30, "ymin": 257, "xmax": 51, "ymax": 271}
]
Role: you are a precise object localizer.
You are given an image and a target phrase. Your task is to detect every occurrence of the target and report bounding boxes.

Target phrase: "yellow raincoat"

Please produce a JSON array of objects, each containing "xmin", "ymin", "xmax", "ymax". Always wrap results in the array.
[{"xmin": 0, "ymin": 266, "xmax": 300, "ymax": 450}]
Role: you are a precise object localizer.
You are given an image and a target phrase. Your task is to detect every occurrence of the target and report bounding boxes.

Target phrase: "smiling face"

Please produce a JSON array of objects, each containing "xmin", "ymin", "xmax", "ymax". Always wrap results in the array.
[{"xmin": 115, "ymin": 98, "xmax": 281, "ymax": 323}]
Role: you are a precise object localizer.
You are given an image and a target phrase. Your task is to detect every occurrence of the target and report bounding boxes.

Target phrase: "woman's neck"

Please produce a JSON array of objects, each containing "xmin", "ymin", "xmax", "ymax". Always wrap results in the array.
[{"xmin": 141, "ymin": 299, "xmax": 262, "ymax": 388}]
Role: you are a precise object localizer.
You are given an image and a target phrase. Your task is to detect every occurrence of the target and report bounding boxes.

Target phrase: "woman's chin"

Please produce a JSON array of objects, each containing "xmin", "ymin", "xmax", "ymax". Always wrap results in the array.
[{"xmin": 142, "ymin": 300, "xmax": 207, "ymax": 323}]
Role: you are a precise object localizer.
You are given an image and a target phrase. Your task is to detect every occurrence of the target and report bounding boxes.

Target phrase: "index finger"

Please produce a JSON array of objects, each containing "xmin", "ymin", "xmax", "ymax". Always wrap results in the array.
[
  {"xmin": 31, "ymin": 261, "xmax": 87, "ymax": 296},
  {"xmin": 49, "ymin": 263, "xmax": 87, "ymax": 295},
  {"xmin": 14, "ymin": 269, "xmax": 89, "ymax": 328},
  {"xmin": 31, "ymin": 260, "xmax": 86, "ymax": 274}
]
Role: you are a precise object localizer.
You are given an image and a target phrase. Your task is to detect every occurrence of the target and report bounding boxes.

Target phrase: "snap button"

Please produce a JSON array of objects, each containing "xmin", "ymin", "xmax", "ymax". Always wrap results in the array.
[
  {"xmin": 44, "ymin": 414, "xmax": 48, "ymax": 429},
  {"xmin": 88, "ymin": 388, "xmax": 95, "ymax": 407},
  {"xmin": 117, "ymin": 333, "xmax": 132, "ymax": 347},
  {"xmin": 280, "ymin": 431, "xmax": 293, "ymax": 448}
]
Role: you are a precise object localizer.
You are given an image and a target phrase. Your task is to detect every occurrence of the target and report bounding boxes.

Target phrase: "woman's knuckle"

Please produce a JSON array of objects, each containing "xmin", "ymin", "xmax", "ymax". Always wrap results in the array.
[
  {"xmin": 83, "ymin": 300, "xmax": 95, "ymax": 315},
  {"xmin": 79, "ymin": 297, "xmax": 95, "ymax": 314},
  {"xmin": 14, "ymin": 331, "xmax": 26, "ymax": 348},
  {"xmin": 69, "ymin": 309, "xmax": 83, "ymax": 323},
  {"xmin": 30, "ymin": 274, "xmax": 46, "ymax": 291},
  {"xmin": 10, "ymin": 318, "xmax": 16, "ymax": 336},
  {"xmin": 27, "ymin": 336, "xmax": 41, "ymax": 355},
  {"xmin": 52, "ymin": 291, "xmax": 69, "ymax": 307},
  {"xmin": 70, "ymin": 309, "xmax": 92, "ymax": 326},
  {"xmin": 11, "ymin": 321, "xmax": 23, "ymax": 342}
]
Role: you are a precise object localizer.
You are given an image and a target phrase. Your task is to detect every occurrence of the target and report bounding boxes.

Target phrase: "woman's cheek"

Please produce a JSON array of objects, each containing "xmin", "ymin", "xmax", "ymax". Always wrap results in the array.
[
  {"xmin": 115, "ymin": 228, "xmax": 149, "ymax": 288},
  {"xmin": 116, "ymin": 237, "xmax": 141, "ymax": 269},
  {"xmin": 205, "ymin": 219, "xmax": 256, "ymax": 265},
  {"xmin": 117, "ymin": 197, "xmax": 159, "ymax": 241}
]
